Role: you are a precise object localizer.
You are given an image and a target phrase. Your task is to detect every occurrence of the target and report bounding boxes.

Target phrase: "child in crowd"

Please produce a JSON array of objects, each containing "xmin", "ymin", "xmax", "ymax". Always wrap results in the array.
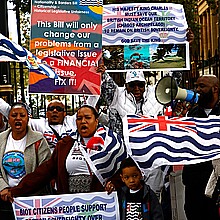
[{"xmin": 118, "ymin": 157, "xmax": 164, "ymax": 220}]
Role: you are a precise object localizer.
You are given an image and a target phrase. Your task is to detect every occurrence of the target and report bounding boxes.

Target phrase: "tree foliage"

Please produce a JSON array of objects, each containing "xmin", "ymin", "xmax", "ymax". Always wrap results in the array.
[
  {"xmin": 9, "ymin": 0, "xmax": 31, "ymax": 14},
  {"xmin": 9, "ymin": 0, "xmax": 30, "ymax": 47},
  {"xmin": 206, "ymin": 0, "xmax": 218, "ymax": 14}
]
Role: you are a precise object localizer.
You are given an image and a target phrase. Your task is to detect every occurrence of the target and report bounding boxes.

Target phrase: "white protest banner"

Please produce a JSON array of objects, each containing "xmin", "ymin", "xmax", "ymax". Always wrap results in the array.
[
  {"xmin": 12, "ymin": 192, "xmax": 119, "ymax": 220},
  {"xmin": 102, "ymin": 3, "xmax": 190, "ymax": 71}
]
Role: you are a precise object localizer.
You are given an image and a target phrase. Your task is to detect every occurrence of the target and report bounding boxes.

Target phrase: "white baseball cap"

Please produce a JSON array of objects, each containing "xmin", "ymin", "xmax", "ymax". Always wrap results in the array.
[{"xmin": 125, "ymin": 70, "xmax": 146, "ymax": 83}]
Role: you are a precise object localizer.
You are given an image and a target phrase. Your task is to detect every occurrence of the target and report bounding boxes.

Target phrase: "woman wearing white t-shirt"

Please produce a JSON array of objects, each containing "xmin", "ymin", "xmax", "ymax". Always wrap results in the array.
[
  {"xmin": 0, "ymin": 102, "xmax": 51, "ymax": 220},
  {"xmin": 1, "ymin": 105, "xmax": 125, "ymax": 201}
]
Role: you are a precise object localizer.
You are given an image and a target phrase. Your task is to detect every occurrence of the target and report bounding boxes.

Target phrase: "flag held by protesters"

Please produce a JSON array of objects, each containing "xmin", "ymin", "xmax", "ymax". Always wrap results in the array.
[
  {"xmin": 0, "ymin": 34, "xmax": 27, "ymax": 62},
  {"xmin": 123, "ymin": 114, "xmax": 220, "ymax": 173},
  {"xmin": 80, "ymin": 125, "xmax": 127, "ymax": 186},
  {"xmin": 0, "ymin": 33, "xmax": 60, "ymax": 79}
]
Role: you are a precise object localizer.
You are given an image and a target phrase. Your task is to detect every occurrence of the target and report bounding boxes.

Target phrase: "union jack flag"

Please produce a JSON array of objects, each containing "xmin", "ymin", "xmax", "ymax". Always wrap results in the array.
[
  {"xmin": 13, "ymin": 196, "xmax": 62, "ymax": 219},
  {"xmin": 43, "ymin": 131, "xmax": 58, "ymax": 148},
  {"xmin": 43, "ymin": 128, "xmax": 76, "ymax": 151},
  {"xmin": 127, "ymin": 115, "xmax": 197, "ymax": 133},
  {"xmin": 123, "ymin": 114, "xmax": 220, "ymax": 173}
]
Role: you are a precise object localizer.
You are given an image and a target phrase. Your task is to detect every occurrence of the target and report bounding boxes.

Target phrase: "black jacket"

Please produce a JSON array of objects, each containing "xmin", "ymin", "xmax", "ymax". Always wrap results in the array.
[
  {"xmin": 182, "ymin": 101, "xmax": 220, "ymax": 189},
  {"xmin": 117, "ymin": 183, "xmax": 164, "ymax": 220}
]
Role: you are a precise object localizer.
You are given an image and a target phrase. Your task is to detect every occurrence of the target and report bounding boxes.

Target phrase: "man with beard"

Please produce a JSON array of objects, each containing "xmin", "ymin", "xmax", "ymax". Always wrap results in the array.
[
  {"xmin": 0, "ymin": 99, "xmax": 76, "ymax": 152},
  {"xmin": 182, "ymin": 75, "xmax": 220, "ymax": 220}
]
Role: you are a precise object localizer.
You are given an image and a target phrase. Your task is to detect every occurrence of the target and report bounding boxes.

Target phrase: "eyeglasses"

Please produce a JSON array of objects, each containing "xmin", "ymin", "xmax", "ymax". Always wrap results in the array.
[
  {"xmin": 47, "ymin": 106, "xmax": 64, "ymax": 112},
  {"xmin": 128, "ymin": 82, "xmax": 145, "ymax": 88}
]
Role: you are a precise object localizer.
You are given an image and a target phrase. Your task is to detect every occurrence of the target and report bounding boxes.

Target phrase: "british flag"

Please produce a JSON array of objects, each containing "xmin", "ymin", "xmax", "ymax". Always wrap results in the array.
[
  {"xmin": 13, "ymin": 196, "xmax": 62, "ymax": 220},
  {"xmin": 43, "ymin": 128, "xmax": 76, "ymax": 151},
  {"xmin": 43, "ymin": 131, "xmax": 58, "ymax": 148},
  {"xmin": 123, "ymin": 115, "xmax": 220, "ymax": 172},
  {"xmin": 127, "ymin": 115, "xmax": 198, "ymax": 133}
]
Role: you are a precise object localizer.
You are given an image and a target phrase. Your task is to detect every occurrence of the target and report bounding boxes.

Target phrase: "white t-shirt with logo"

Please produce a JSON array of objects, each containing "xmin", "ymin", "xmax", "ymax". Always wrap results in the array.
[
  {"xmin": 2, "ymin": 133, "xmax": 27, "ymax": 187},
  {"xmin": 66, "ymin": 138, "xmax": 91, "ymax": 176}
]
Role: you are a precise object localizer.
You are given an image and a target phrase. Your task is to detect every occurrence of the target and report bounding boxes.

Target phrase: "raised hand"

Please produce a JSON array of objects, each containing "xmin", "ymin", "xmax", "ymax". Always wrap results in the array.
[
  {"xmin": 104, "ymin": 181, "xmax": 115, "ymax": 195},
  {"xmin": 96, "ymin": 64, "xmax": 106, "ymax": 76},
  {"xmin": 186, "ymin": 28, "xmax": 194, "ymax": 44}
]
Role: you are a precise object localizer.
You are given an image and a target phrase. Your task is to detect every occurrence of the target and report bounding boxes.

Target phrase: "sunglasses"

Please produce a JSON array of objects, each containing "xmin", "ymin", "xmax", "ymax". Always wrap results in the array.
[
  {"xmin": 128, "ymin": 82, "xmax": 145, "ymax": 88},
  {"xmin": 47, "ymin": 106, "xmax": 64, "ymax": 112}
]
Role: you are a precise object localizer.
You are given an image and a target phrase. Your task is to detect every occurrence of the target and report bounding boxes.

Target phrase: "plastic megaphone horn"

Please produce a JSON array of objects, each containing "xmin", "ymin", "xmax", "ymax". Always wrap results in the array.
[{"xmin": 155, "ymin": 75, "xmax": 199, "ymax": 105}]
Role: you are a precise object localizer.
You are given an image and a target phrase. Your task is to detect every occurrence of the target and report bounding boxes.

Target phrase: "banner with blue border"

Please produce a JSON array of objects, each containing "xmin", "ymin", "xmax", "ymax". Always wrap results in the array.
[
  {"xmin": 102, "ymin": 3, "xmax": 190, "ymax": 72},
  {"xmin": 12, "ymin": 192, "xmax": 119, "ymax": 220}
]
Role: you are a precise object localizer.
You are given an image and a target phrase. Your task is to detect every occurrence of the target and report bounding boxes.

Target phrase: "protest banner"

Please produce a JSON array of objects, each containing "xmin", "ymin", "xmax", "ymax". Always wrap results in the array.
[
  {"xmin": 29, "ymin": 0, "xmax": 103, "ymax": 95},
  {"xmin": 102, "ymin": 3, "xmax": 190, "ymax": 72},
  {"xmin": 12, "ymin": 191, "xmax": 119, "ymax": 220}
]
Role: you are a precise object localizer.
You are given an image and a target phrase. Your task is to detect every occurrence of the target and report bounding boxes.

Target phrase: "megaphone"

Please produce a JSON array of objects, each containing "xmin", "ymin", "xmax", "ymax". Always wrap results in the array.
[{"xmin": 155, "ymin": 76, "xmax": 199, "ymax": 105}]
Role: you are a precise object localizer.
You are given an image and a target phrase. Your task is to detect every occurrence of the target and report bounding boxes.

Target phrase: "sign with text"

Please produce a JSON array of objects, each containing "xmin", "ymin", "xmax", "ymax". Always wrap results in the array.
[
  {"xmin": 102, "ymin": 3, "xmax": 190, "ymax": 72},
  {"xmin": 29, "ymin": 0, "xmax": 103, "ymax": 95},
  {"xmin": 12, "ymin": 192, "xmax": 119, "ymax": 220}
]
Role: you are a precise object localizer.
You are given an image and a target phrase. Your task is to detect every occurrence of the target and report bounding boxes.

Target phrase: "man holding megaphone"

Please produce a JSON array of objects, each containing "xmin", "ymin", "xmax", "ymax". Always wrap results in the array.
[{"xmin": 182, "ymin": 75, "xmax": 220, "ymax": 220}]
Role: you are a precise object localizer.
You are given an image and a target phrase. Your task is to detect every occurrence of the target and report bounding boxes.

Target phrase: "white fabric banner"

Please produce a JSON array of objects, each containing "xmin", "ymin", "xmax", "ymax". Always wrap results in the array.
[{"xmin": 12, "ymin": 191, "xmax": 120, "ymax": 220}]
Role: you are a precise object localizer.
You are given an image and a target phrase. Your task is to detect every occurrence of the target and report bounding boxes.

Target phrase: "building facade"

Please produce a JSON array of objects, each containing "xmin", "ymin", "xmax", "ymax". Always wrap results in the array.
[{"xmin": 196, "ymin": 0, "xmax": 219, "ymax": 78}]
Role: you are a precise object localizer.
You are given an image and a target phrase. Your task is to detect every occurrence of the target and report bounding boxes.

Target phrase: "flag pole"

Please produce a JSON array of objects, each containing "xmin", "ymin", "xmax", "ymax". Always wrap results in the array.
[
  {"xmin": 0, "ymin": 0, "xmax": 13, "ymax": 104},
  {"xmin": 15, "ymin": 1, "xmax": 25, "ymax": 102}
]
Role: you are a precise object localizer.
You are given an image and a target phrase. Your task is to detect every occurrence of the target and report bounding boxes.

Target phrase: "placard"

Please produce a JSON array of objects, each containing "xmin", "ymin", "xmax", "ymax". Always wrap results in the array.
[
  {"xmin": 102, "ymin": 3, "xmax": 190, "ymax": 72},
  {"xmin": 29, "ymin": 0, "xmax": 103, "ymax": 95}
]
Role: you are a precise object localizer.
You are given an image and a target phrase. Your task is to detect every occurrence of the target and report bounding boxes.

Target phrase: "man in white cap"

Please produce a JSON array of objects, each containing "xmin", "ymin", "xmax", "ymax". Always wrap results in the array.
[
  {"xmin": 94, "ymin": 65, "xmax": 163, "ymax": 137},
  {"xmin": 89, "ymin": 65, "xmax": 164, "ymax": 196}
]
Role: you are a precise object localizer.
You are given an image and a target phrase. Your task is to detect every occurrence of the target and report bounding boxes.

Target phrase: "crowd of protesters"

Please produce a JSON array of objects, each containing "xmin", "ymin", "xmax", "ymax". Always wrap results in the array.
[
  {"xmin": 0, "ymin": 70, "xmax": 220, "ymax": 220},
  {"xmin": 0, "ymin": 28, "xmax": 220, "ymax": 220}
]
